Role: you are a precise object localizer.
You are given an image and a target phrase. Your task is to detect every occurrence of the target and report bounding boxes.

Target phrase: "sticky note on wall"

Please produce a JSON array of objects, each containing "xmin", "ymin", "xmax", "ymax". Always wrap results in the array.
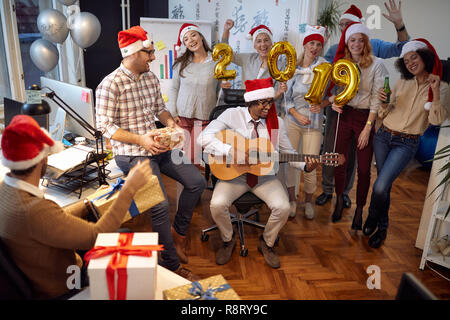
[
  {"xmin": 156, "ymin": 40, "xmax": 166, "ymax": 51},
  {"xmin": 82, "ymin": 91, "xmax": 90, "ymax": 103}
]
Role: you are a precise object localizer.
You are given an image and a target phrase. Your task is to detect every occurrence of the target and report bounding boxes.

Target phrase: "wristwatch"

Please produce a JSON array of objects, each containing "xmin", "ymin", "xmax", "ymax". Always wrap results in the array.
[
  {"xmin": 396, "ymin": 24, "xmax": 406, "ymax": 32},
  {"xmin": 366, "ymin": 120, "xmax": 373, "ymax": 127}
]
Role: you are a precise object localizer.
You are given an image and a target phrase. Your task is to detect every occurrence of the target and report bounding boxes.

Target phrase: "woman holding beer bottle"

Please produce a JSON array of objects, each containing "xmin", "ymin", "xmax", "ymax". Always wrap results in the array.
[{"xmin": 364, "ymin": 39, "xmax": 449, "ymax": 248}]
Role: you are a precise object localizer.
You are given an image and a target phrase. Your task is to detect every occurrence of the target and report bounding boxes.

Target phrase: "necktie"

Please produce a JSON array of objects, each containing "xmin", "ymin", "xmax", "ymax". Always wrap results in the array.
[{"xmin": 247, "ymin": 120, "xmax": 259, "ymax": 188}]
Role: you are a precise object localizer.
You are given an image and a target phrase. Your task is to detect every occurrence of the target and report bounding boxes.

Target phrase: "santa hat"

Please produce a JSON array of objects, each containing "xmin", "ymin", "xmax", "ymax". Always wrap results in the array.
[
  {"xmin": 303, "ymin": 25, "xmax": 326, "ymax": 46},
  {"xmin": 247, "ymin": 25, "xmax": 273, "ymax": 45},
  {"xmin": 400, "ymin": 39, "xmax": 443, "ymax": 110},
  {"xmin": 175, "ymin": 23, "xmax": 200, "ymax": 51},
  {"xmin": 340, "ymin": 4, "xmax": 364, "ymax": 23},
  {"xmin": 1, "ymin": 115, "xmax": 64, "ymax": 170},
  {"xmin": 244, "ymin": 78, "xmax": 279, "ymax": 141},
  {"xmin": 327, "ymin": 22, "xmax": 370, "ymax": 96},
  {"xmin": 118, "ymin": 26, "xmax": 152, "ymax": 58}
]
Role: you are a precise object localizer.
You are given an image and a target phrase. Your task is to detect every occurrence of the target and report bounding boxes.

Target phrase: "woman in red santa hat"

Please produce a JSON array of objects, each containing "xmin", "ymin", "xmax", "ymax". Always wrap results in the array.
[
  {"xmin": 167, "ymin": 23, "xmax": 219, "ymax": 164},
  {"xmin": 364, "ymin": 39, "xmax": 449, "ymax": 248},
  {"xmin": 283, "ymin": 25, "xmax": 330, "ymax": 219},
  {"xmin": 221, "ymin": 21, "xmax": 288, "ymax": 114},
  {"xmin": 328, "ymin": 22, "xmax": 388, "ymax": 230}
]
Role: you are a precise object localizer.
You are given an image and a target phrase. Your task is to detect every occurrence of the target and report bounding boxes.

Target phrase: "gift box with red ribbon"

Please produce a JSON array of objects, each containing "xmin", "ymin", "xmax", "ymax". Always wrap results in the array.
[{"xmin": 85, "ymin": 232, "xmax": 164, "ymax": 300}]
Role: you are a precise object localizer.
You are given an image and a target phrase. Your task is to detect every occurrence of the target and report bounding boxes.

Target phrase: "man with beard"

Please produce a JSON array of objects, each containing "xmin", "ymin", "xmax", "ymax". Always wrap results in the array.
[{"xmin": 0, "ymin": 115, "xmax": 152, "ymax": 299}]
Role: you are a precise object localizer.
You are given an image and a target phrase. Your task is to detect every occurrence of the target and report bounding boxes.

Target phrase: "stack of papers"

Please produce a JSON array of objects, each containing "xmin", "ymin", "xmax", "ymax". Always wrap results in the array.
[{"xmin": 47, "ymin": 145, "xmax": 95, "ymax": 178}]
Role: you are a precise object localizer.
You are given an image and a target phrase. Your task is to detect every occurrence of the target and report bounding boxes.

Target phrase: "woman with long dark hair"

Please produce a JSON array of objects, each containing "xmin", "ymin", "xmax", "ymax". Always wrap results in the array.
[
  {"xmin": 364, "ymin": 39, "xmax": 449, "ymax": 248},
  {"xmin": 167, "ymin": 23, "xmax": 219, "ymax": 164}
]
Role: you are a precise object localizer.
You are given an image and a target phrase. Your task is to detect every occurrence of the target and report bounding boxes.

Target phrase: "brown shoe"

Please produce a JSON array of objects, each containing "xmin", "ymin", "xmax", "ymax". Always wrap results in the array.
[
  {"xmin": 258, "ymin": 235, "xmax": 280, "ymax": 269},
  {"xmin": 173, "ymin": 265, "xmax": 201, "ymax": 282},
  {"xmin": 215, "ymin": 235, "xmax": 236, "ymax": 265},
  {"xmin": 171, "ymin": 226, "xmax": 188, "ymax": 264}
]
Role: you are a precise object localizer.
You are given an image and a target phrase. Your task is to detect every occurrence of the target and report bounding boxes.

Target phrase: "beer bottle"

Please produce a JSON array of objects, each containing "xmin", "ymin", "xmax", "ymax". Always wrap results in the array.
[{"xmin": 383, "ymin": 76, "xmax": 391, "ymax": 103}]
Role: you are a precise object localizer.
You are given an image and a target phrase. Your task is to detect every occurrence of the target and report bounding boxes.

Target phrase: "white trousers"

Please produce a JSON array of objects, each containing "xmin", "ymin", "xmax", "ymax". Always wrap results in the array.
[{"xmin": 210, "ymin": 174, "xmax": 290, "ymax": 247}]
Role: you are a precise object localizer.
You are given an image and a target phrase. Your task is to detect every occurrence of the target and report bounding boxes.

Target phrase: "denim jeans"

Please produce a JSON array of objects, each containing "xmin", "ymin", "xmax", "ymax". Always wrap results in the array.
[
  {"xmin": 115, "ymin": 150, "xmax": 206, "ymax": 271},
  {"xmin": 368, "ymin": 128, "xmax": 419, "ymax": 231}
]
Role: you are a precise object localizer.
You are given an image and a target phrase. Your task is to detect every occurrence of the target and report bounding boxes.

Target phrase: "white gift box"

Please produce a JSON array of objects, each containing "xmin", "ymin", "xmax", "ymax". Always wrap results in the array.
[{"xmin": 87, "ymin": 232, "xmax": 159, "ymax": 300}]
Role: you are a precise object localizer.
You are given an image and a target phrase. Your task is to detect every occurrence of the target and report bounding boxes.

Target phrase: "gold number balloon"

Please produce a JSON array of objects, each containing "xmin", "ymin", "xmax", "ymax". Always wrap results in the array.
[
  {"xmin": 332, "ymin": 59, "xmax": 360, "ymax": 106},
  {"xmin": 304, "ymin": 63, "xmax": 333, "ymax": 105},
  {"xmin": 268, "ymin": 41, "xmax": 297, "ymax": 82},
  {"xmin": 212, "ymin": 43, "xmax": 236, "ymax": 81}
]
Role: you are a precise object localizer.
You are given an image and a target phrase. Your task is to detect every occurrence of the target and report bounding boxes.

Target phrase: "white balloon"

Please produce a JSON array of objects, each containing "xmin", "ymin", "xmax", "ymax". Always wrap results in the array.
[
  {"xmin": 57, "ymin": 0, "xmax": 78, "ymax": 5},
  {"xmin": 70, "ymin": 12, "xmax": 101, "ymax": 49},
  {"xmin": 30, "ymin": 39, "xmax": 59, "ymax": 72},
  {"xmin": 37, "ymin": 9, "xmax": 69, "ymax": 44}
]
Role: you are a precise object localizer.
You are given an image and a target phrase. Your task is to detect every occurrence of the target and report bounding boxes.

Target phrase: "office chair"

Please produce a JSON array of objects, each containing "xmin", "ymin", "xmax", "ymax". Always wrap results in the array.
[
  {"xmin": 395, "ymin": 273, "xmax": 438, "ymax": 300},
  {"xmin": 0, "ymin": 238, "xmax": 33, "ymax": 300},
  {"xmin": 200, "ymin": 103, "xmax": 272, "ymax": 257}
]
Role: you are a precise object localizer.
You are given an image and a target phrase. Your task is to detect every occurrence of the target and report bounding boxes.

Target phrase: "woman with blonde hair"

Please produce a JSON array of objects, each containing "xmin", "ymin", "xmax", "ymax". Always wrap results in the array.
[
  {"xmin": 283, "ymin": 25, "xmax": 329, "ymax": 219},
  {"xmin": 328, "ymin": 22, "xmax": 388, "ymax": 230}
]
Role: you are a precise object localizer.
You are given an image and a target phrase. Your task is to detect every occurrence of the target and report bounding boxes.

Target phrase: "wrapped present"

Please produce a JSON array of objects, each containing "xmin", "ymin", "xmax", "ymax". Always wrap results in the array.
[
  {"xmin": 85, "ymin": 232, "xmax": 164, "ymax": 300},
  {"xmin": 87, "ymin": 176, "xmax": 164, "ymax": 222},
  {"xmin": 163, "ymin": 275, "xmax": 240, "ymax": 300},
  {"xmin": 152, "ymin": 127, "xmax": 184, "ymax": 150}
]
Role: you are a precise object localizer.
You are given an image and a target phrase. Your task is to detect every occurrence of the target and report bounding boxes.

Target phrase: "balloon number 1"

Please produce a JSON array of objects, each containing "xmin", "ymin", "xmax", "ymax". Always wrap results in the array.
[
  {"xmin": 305, "ymin": 59, "xmax": 360, "ymax": 106},
  {"xmin": 268, "ymin": 41, "xmax": 297, "ymax": 82},
  {"xmin": 212, "ymin": 43, "xmax": 236, "ymax": 81}
]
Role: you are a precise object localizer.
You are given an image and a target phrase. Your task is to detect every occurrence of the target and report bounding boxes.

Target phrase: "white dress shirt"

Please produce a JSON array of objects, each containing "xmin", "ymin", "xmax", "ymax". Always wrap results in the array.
[
  {"xmin": 3, "ymin": 174, "xmax": 45, "ymax": 199},
  {"xmin": 197, "ymin": 106, "xmax": 306, "ymax": 171}
]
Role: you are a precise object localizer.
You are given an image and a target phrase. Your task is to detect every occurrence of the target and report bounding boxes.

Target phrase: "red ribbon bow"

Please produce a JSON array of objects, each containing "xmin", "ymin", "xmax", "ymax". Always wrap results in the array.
[{"xmin": 84, "ymin": 233, "xmax": 164, "ymax": 300}]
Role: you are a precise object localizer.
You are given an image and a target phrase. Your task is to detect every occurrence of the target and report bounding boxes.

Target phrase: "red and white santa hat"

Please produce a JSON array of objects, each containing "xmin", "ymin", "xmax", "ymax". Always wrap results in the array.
[
  {"xmin": 1, "ymin": 115, "xmax": 64, "ymax": 170},
  {"xmin": 400, "ymin": 38, "xmax": 443, "ymax": 110},
  {"xmin": 340, "ymin": 4, "xmax": 364, "ymax": 23},
  {"xmin": 303, "ymin": 25, "xmax": 326, "ymax": 46},
  {"xmin": 175, "ymin": 23, "xmax": 200, "ymax": 51},
  {"xmin": 244, "ymin": 78, "xmax": 279, "ymax": 141},
  {"xmin": 118, "ymin": 26, "xmax": 152, "ymax": 58},
  {"xmin": 247, "ymin": 25, "xmax": 273, "ymax": 45}
]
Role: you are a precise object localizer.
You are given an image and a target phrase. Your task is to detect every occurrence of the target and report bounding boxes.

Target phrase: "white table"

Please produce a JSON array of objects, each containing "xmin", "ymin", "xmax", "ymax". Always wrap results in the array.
[{"xmin": 69, "ymin": 265, "xmax": 191, "ymax": 300}]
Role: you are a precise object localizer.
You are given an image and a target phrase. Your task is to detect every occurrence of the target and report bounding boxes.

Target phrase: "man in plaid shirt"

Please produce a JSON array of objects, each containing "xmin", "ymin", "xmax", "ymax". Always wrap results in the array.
[{"xmin": 96, "ymin": 26, "xmax": 205, "ymax": 281}]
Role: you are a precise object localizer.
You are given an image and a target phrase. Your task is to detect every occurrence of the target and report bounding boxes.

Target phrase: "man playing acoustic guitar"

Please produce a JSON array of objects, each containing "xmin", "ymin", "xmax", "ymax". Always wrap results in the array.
[{"xmin": 198, "ymin": 78, "xmax": 343, "ymax": 268}]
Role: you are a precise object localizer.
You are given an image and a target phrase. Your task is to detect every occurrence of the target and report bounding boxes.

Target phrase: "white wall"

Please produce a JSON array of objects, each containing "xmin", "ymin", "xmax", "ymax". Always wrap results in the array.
[{"xmin": 325, "ymin": 0, "xmax": 450, "ymax": 85}]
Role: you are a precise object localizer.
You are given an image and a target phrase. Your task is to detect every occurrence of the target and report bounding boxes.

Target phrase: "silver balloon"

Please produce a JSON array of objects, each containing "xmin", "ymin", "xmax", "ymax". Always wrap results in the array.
[
  {"xmin": 37, "ymin": 9, "xmax": 69, "ymax": 44},
  {"xmin": 57, "ymin": 0, "xmax": 78, "ymax": 5},
  {"xmin": 30, "ymin": 39, "xmax": 59, "ymax": 72},
  {"xmin": 70, "ymin": 12, "xmax": 101, "ymax": 49}
]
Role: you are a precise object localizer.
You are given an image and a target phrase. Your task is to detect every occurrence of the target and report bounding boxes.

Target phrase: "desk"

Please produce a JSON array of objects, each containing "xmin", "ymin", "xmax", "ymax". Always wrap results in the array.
[{"xmin": 69, "ymin": 265, "xmax": 191, "ymax": 300}]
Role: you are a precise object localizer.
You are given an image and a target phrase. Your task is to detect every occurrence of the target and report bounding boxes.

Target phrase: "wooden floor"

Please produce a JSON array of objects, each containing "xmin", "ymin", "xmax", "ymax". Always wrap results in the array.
[{"xmin": 126, "ymin": 160, "xmax": 450, "ymax": 300}]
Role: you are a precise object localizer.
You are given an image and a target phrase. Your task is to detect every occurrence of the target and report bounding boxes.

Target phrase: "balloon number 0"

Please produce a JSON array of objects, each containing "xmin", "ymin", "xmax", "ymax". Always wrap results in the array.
[
  {"xmin": 212, "ymin": 43, "xmax": 236, "ymax": 81},
  {"xmin": 268, "ymin": 41, "xmax": 297, "ymax": 82},
  {"xmin": 305, "ymin": 59, "xmax": 360, "ymax": 106}
]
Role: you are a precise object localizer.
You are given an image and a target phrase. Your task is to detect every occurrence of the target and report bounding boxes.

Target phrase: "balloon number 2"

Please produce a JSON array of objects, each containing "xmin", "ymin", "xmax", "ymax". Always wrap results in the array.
[
  {"xmin": 268, "ymin": 41, "xmax": 297, "ymax": 82},
  {"xmin": 305, "ymin": 59, "xmax": 360, "ymax": 106},
  {"xmin": 212, "ymin": 43, "xmax": 236, "ymax": 81}
]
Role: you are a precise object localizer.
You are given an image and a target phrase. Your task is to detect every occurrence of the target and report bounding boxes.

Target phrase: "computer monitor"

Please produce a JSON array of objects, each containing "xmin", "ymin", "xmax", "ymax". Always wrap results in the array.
[
  {"xmin": 40, "ymin": 77, "xmax": 96, "ymax": 140},
  {"xmin": 3, "ymin": 97, "xmax": 49, "ymax": 130}
]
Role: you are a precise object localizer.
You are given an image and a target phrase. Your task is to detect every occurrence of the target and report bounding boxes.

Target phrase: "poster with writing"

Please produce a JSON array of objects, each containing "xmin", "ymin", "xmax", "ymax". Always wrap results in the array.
[{"xmin": 168, "ymin": 0, "xmax": 316, "ymax": 88}]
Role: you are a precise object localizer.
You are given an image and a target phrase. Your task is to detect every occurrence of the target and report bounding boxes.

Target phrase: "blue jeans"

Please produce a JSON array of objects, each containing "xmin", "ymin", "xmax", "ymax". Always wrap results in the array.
[
  {"xmin": 115, "ymin": 150, "xmax": 206, "ymax": 271},
  {"xmin": 368, "ymin": 128, "xmax": 419, "ymax": 231}
]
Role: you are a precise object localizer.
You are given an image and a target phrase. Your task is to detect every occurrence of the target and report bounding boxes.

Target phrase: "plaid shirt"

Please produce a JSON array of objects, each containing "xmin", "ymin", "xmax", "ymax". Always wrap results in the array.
[{"xmin": 96, "ymin": 64, "xmax": 168, "ymax": 156}]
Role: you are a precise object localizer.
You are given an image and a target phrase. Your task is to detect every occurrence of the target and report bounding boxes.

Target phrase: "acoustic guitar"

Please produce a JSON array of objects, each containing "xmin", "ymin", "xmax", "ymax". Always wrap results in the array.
[{"xmin": 207, "ymin": 130, "xmax": 345, "ymax": 181}]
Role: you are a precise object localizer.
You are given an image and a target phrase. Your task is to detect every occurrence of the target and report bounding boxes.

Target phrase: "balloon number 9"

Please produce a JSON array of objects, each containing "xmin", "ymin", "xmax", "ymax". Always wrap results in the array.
[
  {"xmin": 268, "ymin": 41, "xmax": 297, "ymax": 82},
  {"xmin": 212, "ymin": 43, "xmax": 236, "ymax": 81},
  {"xmin": 332, "ymin": 59, "xmax": 360, "ymax": 106},
  {"xmin": 304, "ymin": 59, "xmax": 360, "ymax": 106}
]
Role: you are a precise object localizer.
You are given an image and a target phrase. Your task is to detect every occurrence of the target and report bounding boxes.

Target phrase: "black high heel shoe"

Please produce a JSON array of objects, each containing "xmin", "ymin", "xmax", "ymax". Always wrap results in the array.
[
  {"xmin": 351, "ymin": 207, "xmax": 363, "ymax": 231},
  {"xmin": 363, "ymin": 216, "xmax": 378, "ymax": 236},
  {"xmin": 332, "ymin": 195, "xmax": 344, "ymax": 223}
]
